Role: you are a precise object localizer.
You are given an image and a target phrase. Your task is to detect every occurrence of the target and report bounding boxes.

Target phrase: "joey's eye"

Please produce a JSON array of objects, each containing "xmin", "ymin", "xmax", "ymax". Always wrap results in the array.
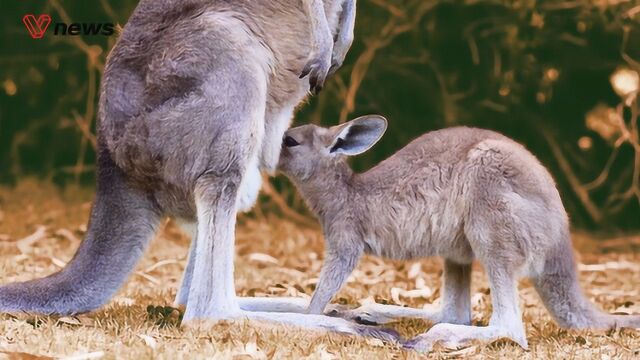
[{"xmin": 284, "ymin": 136, "xmax": 300, "ymax": 147}]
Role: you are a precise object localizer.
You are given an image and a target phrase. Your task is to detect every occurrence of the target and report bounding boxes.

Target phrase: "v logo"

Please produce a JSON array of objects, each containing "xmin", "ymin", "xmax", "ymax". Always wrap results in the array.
[{"xmin": 23, "ymin": 14, "xmax": 52, "ymax": 39}]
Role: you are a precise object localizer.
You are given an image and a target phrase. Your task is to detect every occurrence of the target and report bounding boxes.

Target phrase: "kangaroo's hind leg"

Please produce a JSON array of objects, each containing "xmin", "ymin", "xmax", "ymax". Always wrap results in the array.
[
  {"xmin": 332, "ymin": 259, "xmax": 472, "ymax": 326},
  {"xmin": 405, "ymin": 260, "xmax": 527, "ymax": 352},
  {"xmin": 183, "ymin": 151, "xmax": 400, "ymax": 342},
  {"xmin": 174, "ymin": 221, "xmax": 196, "ymax": 307},
  {"xmin": 406, "ymin": 191, "xmax": 529, "ymax": 353}
]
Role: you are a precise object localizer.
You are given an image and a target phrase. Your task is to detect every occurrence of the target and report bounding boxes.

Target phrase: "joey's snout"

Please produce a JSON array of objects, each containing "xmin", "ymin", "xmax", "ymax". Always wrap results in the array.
[{"xmin": 276, "ymin": 133, "xmax": 299, "ymax": 173}]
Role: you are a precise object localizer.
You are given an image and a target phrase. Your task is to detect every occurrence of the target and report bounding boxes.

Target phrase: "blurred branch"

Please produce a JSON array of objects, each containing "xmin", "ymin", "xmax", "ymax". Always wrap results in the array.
[
  {"xmin": 48, "ymin": 0, "xmax": 102, "ymax": 183},
  {"xmin": 339, "ymin": 0, "xmax": 438, "ymax": 122},
  {"xmin": 49, "ymin": 0, "xmax": 105, "ymax": 72},
  {"xmin": 609, "ymin": 97, "xmax": 640, "ymax": 207},
  {"xmin": 100, "ymin": 0, "xmax": 118, "ymax": 20},
  {"xmin": 262, "ymin": 180, "xmax": 317, "ymax": 228},
  {"xmin": 545, "ymin": 89, "xmax": 640, "ymax": 223},
  {"xmin": 583, "ymin": 146, "xmax": 620, "ymax": 191},
  {"xmin": 543, "ymin": 128, "xmax": 604, "ymax": 223}
]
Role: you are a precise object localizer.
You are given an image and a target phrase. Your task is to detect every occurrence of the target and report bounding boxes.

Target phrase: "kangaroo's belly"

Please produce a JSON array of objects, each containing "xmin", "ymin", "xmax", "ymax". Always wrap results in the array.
[
  {"xmin": 371, "ymin": 222, "xmax": 472, "ymax": 263},
  {"xmin": 363, "ymin": 190, "xmax": 474, "ymax": 263}
]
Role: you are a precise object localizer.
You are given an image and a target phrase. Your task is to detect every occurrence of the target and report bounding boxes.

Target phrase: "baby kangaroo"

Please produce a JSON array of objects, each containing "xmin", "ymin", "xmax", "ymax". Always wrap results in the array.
[{"xmin": 278, "ymin": 115, "xmax": 640, "ymax": 352}]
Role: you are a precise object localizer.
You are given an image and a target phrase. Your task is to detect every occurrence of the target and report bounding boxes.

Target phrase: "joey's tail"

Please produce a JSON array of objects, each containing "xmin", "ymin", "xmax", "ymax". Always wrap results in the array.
[
  {"xmin": 0, "ymin": 146, "xmax": 161, "ymax": 315},
  {"xmin": 532, "ymin": 231, "xmax": 640, "ymax": 329}
]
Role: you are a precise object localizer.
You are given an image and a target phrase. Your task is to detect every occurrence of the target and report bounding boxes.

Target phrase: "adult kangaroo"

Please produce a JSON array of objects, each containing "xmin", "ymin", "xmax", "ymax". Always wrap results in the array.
[{"xmin": 0, "ymin": 0, "xmax": 397, "ymax": 339}]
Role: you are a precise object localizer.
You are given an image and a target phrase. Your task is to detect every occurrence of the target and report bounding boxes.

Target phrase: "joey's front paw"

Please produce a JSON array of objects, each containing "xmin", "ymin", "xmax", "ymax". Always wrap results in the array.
[
  {"xmin": 300, "ymin": 50, "xmax": 332, "ymax": 95},
  {"xmin": 325, "ymin": 303, "xmax": 394, "ymax": 326}
]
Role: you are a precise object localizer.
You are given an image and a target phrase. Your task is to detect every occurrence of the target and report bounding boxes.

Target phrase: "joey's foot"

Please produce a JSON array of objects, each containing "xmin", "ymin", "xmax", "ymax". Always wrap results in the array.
[
  {"xmin": 403, "ymin": 325, "xmax": 475, "ymax": 354},
  {"xmin": 326, "ymin": 303, "xmax": 467, "ymax": 326},
  {"xmin": 300, "ymin": 52, "xmax": 331, "ymax": 95},
  {"xmin": 353, "ymin": 324, "xmax": 403, "ymax": 344},
  {"xmin": 404, "ymin": 323, "xmax": 528, "ymax": 353}
]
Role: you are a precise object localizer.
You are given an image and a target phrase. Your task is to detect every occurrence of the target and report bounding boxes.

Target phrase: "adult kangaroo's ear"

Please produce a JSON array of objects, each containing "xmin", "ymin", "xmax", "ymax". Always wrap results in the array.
[{"xmin": 327, "ymin": 115, "xmax": 387, "ymax": 156}]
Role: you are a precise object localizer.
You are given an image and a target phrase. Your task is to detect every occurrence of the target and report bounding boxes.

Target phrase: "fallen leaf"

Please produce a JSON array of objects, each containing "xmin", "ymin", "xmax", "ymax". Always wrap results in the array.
[
  {"xmin": 57, "ymin": 317, "xmax": 82, "ymax": 326},
  {"xmin": 578, "ymin": 261, "xmax": 640, "ymax": 272},
  {"xmin": 50, "ymin": 257, "xmax": 68, "ymax": 268},
  {"xmin": 16, "ymin": 226, "xmax": 47, "ymax": 254},
  {"xmin": 135, "ymin": 272, "xmax": 160, "ymax": 285},
  {"xmin": 248, "ymin": 253, "xmax": 279, "ymax": 265},
  {"xmin": 137, "ymin": 334, "xmax": 157, "ymax": 350},
  {"xmin": 365, "ymin": 338, "xmax": 385, "ymax": 347},
  {"xmin": 113, "ymin": 297, "xmax": 136, "ymax": 306},
  {"xmin": 54, "ymin": 228, "xmax": 80, "ymax": 244},
  {"xmin": 144, "ymin": 259, "xmax": 180, "ymax": 273},
  {"xmin": 390, "ymin": 287, "xmax": 433, "ymax": 304},
  {"xmin": 408, "ymin": 262, "xmax": 422, "ymax": 278}
]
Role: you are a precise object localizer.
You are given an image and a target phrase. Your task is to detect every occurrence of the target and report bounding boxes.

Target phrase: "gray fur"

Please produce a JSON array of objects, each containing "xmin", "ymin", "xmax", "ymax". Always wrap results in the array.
[
  {"xmin": 0, "ymin": 146, "xmax": 161, "ymax": 315},
  {"xmin": 0, "ymin": 0, "xmax": 391, "ymax": 340},
  {"xmin": 278, "ymin": 116, "xmax": 640, "ymax": 351}
]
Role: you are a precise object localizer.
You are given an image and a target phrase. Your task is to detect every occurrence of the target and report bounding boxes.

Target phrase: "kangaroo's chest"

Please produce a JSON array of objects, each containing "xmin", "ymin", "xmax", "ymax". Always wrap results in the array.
[{"xmin": 250, "ymin": 1, "xmax": 343, "ymax": 109}]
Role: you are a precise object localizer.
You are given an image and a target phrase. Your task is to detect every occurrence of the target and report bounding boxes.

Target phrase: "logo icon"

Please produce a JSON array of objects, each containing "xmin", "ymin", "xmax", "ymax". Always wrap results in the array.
[{"xmin": 23, "ymin": 14, "xmax": 52, "ymax": 39}]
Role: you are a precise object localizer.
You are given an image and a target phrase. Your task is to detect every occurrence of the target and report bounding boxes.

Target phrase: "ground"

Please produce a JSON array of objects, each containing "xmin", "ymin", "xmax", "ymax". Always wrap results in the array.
[{"xmin": 0, "ymin": 180, "xmax": 639, "ymax": 359}]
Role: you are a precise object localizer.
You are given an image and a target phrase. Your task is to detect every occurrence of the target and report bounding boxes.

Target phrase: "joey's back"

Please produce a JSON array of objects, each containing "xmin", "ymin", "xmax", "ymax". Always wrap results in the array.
[
  {"xmin": 350, "ymin": 126, "xmax": 565, "ymax": 262},
  {"xmin": 280, "ymin": 122, "xmax": 566, "ymax": 264}
]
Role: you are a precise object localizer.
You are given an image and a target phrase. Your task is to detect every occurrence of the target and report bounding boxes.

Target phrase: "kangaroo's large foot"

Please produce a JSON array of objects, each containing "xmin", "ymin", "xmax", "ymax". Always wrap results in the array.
[{"xmin": 182, "ymin": 309, "xmax": 403, "ymax": 344}]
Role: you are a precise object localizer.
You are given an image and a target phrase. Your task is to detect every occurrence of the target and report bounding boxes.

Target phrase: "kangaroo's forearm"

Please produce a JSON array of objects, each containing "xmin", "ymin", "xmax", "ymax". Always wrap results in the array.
[
  {"xmin": 307, "ymin": 249, "xmax": 361, "ymax": 314},
  {"xmin": 302, "ymin": 0, "xmax": 333, "ymax": 52},
  {"xmin": 335, "ymin": 0, "xmax": 356, "ymax": 49}
]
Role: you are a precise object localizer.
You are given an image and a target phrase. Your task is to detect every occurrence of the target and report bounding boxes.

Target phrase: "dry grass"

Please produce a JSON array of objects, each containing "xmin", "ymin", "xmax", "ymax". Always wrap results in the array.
[{"xmin": 0, "ymin": 180, "xmax": 639, "ymax": 359}]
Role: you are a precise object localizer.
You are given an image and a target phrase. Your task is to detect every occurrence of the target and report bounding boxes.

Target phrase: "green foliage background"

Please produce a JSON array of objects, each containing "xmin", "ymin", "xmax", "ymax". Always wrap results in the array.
[{"xmin": 1, "ymin": 0, "xmax": 639, "ymax": 230}]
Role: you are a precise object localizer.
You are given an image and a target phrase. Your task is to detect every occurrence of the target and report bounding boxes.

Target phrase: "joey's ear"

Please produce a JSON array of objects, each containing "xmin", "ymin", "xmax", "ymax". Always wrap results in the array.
[{"xmin": 327, "ymin": 115, "xmax": 387, "ymax": 156}]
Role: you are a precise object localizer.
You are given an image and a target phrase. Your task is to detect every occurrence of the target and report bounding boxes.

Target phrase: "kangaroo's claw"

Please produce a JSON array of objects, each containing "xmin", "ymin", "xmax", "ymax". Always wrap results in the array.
[{"xmin": 300, "ymin": 56, "xmax": 330, "ymax": 95}]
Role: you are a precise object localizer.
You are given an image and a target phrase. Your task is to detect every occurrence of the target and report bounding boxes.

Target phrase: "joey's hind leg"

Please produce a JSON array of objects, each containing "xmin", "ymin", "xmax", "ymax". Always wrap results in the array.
[
  {"xmin": 439, "ymin": 260, "xmax": 472, "ymax": 324},
  {"xmin": 405, "ymin": 263, "xmax": 528, "ymax": 353},
  {"xmin": 336, "ymin": 260, "xmax": 472, "ymax": 326}
]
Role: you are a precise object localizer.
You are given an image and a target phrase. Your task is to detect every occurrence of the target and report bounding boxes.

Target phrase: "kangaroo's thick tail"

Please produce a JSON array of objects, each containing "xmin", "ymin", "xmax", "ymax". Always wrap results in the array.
[
  {"xmin": 0, "ymin": 146, "xmax": 161, "ymax": 315},
  {"xmin": 532, "ymin": 231, "xmax": 640, "ymax": 329}
]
